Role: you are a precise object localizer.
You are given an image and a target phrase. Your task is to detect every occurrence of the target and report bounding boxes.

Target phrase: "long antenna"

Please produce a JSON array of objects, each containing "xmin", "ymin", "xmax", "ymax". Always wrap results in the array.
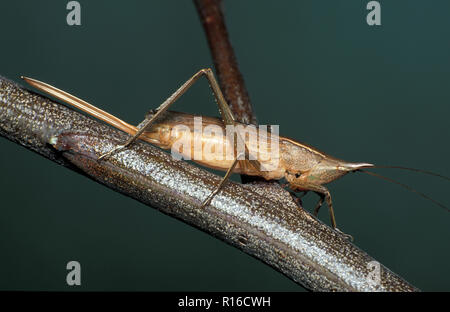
[
  {"xmin": 358, "ymin": 169, "xmax": 449, "ymax": 213},
  {"xmin": 371, "ymin": 165, "xmax": 450, "ymax": 182}
]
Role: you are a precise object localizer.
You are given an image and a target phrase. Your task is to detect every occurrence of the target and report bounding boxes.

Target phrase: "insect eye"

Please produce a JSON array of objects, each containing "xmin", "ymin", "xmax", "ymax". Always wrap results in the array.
[{"xmin": 295, "ymin": 173, "xmax": 301, "ymax": 178}]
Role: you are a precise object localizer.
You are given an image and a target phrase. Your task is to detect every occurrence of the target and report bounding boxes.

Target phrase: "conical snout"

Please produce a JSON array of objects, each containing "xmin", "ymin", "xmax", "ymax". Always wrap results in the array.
[{"xmin": 340, "ymin": 162, "xmax": 374, "ymax": 171}]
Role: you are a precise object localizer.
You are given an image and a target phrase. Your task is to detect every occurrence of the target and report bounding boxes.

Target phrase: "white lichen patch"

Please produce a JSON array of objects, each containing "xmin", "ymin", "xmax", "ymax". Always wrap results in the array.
[{"xmin": 48, "ymin": 136, "xmax": 58, "ymax": 146}]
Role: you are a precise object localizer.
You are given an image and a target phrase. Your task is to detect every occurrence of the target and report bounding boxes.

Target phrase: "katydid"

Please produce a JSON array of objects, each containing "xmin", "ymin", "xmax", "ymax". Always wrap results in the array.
[{"xmin": 21, "ymin": 69, "xmax": 449, "ymax": 239}]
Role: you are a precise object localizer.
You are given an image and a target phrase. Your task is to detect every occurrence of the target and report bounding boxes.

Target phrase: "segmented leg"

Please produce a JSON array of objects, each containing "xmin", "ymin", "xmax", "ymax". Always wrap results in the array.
[
  {"xmin": 289, "ymin": 181, "xmax": 353, "ymax": 240},
  {"xmin": 201, "ymin": 155, "xmax": 241, "ymax": 208},
  {"xmin": 313, "ymin": 193, "xmax": 324, "ymax": 217}
]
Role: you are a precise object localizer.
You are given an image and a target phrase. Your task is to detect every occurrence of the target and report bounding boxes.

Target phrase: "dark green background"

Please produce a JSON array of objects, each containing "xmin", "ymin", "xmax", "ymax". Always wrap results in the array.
[{"xmin": 0, "ymin": 0, "xmax": 449, "ymax": 291}]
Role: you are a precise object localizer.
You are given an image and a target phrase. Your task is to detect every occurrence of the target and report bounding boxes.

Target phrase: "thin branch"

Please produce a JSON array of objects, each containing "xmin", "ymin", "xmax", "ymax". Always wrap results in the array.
[
  {"xmin": 194, "ymin": 0, "xmax": 256, "ymax": 125},
  {"xmin": 0, "ymin": 76, "xmax": 418, "ymax": 291},
  {"xmin": 194, "ymin": 0, "xmax": 266, "ymax": 186}
]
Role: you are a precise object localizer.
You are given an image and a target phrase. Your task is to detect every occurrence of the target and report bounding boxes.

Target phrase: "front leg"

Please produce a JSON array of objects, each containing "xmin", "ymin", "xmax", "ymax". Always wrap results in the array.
[
  {"xmin": 287, "ymin": 180, "xmax": 336, "ymax": 228},
  {"xmin": 287, "ymin": 178, "xmax": 352, "ymax": 240}
]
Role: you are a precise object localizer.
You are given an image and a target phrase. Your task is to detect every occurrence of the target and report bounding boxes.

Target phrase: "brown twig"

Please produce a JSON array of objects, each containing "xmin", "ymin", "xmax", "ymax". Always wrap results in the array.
[
  {"xmin": 0, "ymin": 76, "xmax": 418, "ymax": 291},
  {"xmin": 194, "ymin": 0, "xmax": 267, "ymax": 186},
  {"xmin": 194, "ymin": 0, "xmax": 256, "ymax": 125}
]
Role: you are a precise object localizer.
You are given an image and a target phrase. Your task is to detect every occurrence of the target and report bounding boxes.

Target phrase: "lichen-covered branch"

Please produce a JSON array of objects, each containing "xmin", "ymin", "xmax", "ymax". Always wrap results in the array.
[{"xmin": 0, "ymin": 76, "xmax": 418, "ymax": 291}]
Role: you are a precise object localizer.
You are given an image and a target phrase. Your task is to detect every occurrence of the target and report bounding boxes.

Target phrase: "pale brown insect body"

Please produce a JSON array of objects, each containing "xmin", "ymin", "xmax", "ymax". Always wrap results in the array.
[
  {"xmin": 21, "ymin": 69, "xmax": 447, "ymax": 238},
  {"xmin": 143, "ymin": 110, "xmax": 373, "ymax": 183}
]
